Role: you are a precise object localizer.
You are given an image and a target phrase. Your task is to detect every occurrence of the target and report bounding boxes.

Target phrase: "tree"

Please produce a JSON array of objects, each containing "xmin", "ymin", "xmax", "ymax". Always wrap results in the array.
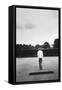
[
  {"xmin": 53, "ymin": 39, "xmax": 59, "ymax": 48},
  {"xmin": 35, "ymin": 44, "xmax": 40, "ymax": 49},
  {"xmin": 43, "ymin": 42, "xmax": 50, "ymax": 49}
]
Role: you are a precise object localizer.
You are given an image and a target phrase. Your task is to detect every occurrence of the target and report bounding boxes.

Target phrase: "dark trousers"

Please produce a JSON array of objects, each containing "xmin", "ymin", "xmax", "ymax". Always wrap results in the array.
[
  {"xmin": 39, "ymin": 58, "xmax": 42, "ymax": 70},
  {"xmin": 39, "ymin": 58, "xmax": 42, "ymax": 64}
]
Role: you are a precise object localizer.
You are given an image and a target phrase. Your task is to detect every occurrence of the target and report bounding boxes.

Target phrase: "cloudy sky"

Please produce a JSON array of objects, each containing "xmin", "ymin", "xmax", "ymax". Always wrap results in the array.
[{"xmin": 16, "ymin": 8, "xmax": 58, "ymax": 46}]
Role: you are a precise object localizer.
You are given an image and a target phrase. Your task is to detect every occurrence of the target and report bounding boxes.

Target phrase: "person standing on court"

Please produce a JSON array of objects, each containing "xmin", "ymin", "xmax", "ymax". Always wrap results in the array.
[{"xmin": 37, "ymin": 48, "xmax": 43, "ymax": 70}]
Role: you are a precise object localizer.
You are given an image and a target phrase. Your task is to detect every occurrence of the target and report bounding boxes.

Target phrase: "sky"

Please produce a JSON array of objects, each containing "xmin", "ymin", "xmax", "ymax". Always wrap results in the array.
[{"xmin": 16, "ymin": 8, "xmax": 58, "ymax": 46}]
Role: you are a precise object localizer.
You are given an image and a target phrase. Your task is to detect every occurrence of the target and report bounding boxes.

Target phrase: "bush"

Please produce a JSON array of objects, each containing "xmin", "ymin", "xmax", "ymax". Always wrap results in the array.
[{"xmin": 16, "ymin": 48, "xmax": 59, "ymax": 57}]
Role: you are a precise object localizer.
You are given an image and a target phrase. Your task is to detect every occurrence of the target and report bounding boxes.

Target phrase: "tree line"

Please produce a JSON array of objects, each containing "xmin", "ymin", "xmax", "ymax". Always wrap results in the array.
[{"xmin": 16, "ymin": 38, "xmax": 59, "ymax": 50}]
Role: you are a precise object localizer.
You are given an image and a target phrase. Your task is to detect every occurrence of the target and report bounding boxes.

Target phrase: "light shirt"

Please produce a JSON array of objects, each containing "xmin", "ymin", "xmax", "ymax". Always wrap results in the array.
[{"xmin": 37, "ymin": 50, "xmax": 43, "ymax": 58}]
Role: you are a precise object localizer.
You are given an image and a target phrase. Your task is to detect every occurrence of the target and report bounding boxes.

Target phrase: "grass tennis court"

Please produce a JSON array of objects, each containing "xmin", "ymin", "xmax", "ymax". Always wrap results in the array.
[{"xmin": 16, "ymin": 57, "xmax": 59, "ymax": 82}]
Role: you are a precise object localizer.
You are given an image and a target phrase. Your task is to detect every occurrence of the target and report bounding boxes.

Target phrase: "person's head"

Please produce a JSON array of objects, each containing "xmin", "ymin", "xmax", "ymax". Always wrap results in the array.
[{"xmin": 38, "ymin": 47, "xmax": 44, "ymax": 51}]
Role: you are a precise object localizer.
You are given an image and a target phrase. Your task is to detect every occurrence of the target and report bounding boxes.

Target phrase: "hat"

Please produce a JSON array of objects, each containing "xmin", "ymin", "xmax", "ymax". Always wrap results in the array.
[{"xmin": 38, "ymin": 47, "xmax": 44, "ymax": 50}]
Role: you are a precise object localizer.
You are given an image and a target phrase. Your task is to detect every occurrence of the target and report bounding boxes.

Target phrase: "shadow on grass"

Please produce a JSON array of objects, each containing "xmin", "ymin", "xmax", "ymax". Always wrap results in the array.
[{"xmin": 29, "ymin": 71, "xmax": 54, "ymax": 75}]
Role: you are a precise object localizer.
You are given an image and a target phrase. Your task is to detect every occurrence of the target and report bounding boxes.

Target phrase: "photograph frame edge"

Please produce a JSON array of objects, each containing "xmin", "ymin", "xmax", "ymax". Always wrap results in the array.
[{"xmin": 8, "ymin": 5, "xmax": 61, "ymax": 85}]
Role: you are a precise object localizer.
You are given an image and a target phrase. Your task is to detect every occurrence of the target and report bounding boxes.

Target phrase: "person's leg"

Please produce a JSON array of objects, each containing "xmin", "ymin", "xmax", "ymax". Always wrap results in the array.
[
  {"xmin": 39, "ymin": 58, "xmax": 42, "ymax": 70},
  {"xmin": 39, "ymin": 58, "xmax": 42, "ymax": 64}
]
